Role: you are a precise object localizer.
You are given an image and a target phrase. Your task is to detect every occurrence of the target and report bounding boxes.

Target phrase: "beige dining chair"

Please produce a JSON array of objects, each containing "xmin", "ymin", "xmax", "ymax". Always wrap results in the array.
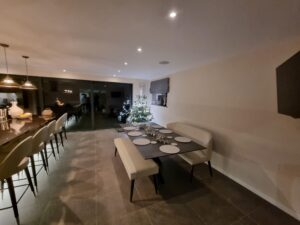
[
  {"xmin": 61, "ymin": 113, "xmax": 68, "ymax": 140},
  {"xmin": 45, "ymin": 120, "xmax": 59, "ymax": 156},
  {"xmin": 30, "ymin": 126, "xmax": 49, "ymax": 190},
  {"xmin": 54, "ymin": 115, "xmax": 66, "ymax": 150},
  {"xmin": 0, "ymin": 136, "xmax": 35, "ymax": 225}
]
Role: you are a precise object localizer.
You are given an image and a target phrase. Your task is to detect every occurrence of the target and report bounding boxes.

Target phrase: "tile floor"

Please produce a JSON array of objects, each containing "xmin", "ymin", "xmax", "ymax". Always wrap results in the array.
[{"xmin": 0, "ymin": 129, "xmax": 299, "ymax": 225}]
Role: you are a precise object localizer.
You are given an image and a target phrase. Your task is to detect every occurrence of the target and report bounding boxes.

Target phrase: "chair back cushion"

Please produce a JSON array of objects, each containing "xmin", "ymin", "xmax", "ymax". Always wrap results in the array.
[
  {"xmin": 0, "ymin": 136, "xmax": 32, "ymax": 179},
  {"xmin": 55, "ymin": 115, "xmax": 64, "ymax": 133},
  {"xmin": 32, "ymin": 126, "xmax": 48, "ymax": 155},
  {"xmin": 167, "ymin": 122, "xmax": 212, "ymax": 152}
]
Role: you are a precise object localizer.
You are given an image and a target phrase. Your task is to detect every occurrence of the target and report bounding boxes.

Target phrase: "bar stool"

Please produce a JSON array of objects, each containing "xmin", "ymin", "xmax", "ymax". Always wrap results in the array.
[
  {"xmin": 0, "ymin": 136, "xmax": 35, "ymax": 225},
  {"xmin": 45, "ymin": 120, "xmax": 58, "ymax": 157},
  {"xmin": 61, "ymin": 113, "xmax": 68, "ymax": 140},
  {"xmin": 30, "ymin": 126, "xmax": 48, "ymax": 190},
  {"xmin": 54, "ymin": 115, "xmax": 65, "ymax": 149}
]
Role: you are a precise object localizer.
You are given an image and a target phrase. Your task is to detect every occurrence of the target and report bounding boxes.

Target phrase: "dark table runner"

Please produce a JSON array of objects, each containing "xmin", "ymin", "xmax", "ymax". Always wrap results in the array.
[{"xmin": 121, "ymin": 123, "xmax": 205, "ymax": 159}]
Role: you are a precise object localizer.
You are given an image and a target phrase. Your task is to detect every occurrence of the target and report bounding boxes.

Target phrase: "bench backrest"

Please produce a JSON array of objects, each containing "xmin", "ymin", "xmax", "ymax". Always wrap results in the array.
[{"xmin": 167, "ymin": 122, "xmax": 213, "ymax": 158}]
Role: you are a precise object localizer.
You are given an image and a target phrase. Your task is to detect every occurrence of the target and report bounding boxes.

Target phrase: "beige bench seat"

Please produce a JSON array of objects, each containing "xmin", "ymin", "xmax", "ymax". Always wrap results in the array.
[
  {"xmin": 167, "ymin": 122, "xmax": 213, "ymax": 181},
  {"xmin": 114, "ymin": 138, "xmax": 159, "ymax": 202}
]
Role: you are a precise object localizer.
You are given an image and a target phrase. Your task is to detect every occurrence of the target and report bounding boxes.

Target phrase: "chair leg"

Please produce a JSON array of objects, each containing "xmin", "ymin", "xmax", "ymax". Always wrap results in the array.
[
  {"xmin": 59, "ymin": 132, "xmax": 64, "ymax": 147},
  {"xmin": 190, "ymin": 166, "xmax": 194, "ymax": 182},
  {"xmin": 50, "ymin": 140, "xmax": 57, "ymax": 159},
  {"xmin": 1, "ymin": 180, "xmax": 4, "ymax": 200},
  {"xmin": 208, "ymin": 161, "xmax": 213, "ymax": 177},
  {"xmin": 153, "ymin": 175, "xmax": 159, "ymax": 194},
  {"xmin": 43, "ymin": 146, "xmax": 49, "ymax": 169},
  {"xmin": 63, "ymin": 126, "xmax": 67, "ymax": 139},
  {"xmin": 130, "ymin": 180, "xmax": 135, "ymax": 202},
  {"xmin": 30, "ymin": 155, "xmax": 38, "ymax": 190},
  {"xmin": 54, "ymin": 134, "xmax": 60, "ymax": 154},
  {"xmin": 114, "ymin": 147, "xmax": 117, "ymax": 157},
  {"xmin": 40, "ymin": 152, "xmax": 48, "ymax": 174},
  {"xmin": 24, "ymin": 167, "xmax": 36, "ymax": 196},
  {"xmin": 6, "ymin": 177, "xmax": 20, "ymax": 225}
]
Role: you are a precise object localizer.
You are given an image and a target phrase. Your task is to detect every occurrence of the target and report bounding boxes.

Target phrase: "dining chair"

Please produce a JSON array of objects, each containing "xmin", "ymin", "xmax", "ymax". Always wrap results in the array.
[
  {"xmin": 30, "ymin": 126, "xmax": 49, "ymax": 190},
  {"xmin": 0, "ymin": 136, "xmax": 35, "ymax": 225}
]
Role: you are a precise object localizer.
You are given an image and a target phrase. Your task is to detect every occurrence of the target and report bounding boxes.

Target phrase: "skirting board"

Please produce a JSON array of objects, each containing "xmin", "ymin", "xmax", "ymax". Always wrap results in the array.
[{"xmin": 208, "ymin": 162, "xmax": 300, "ymax": 221}]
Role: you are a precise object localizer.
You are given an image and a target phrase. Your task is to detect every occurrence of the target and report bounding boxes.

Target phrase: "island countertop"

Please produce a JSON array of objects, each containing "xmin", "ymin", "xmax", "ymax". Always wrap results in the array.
[{"xmin": 0, "ymin": 116, "xmax": 53, "ymax": 149}]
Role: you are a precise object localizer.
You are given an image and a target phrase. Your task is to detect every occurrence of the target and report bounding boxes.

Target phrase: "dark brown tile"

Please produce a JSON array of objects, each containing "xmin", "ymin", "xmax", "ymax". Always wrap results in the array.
[
  {"xmin": 186, "ymin": 191, "xmax": 243, "ymax": 225},
  {"xmin": 146, "ymin": 202, "xmax": 205, "ymax": 225},
  {"xmin": 202, "ymin": 172, "xmax": 265, "ymax": 214},
  {"xmin": 113, "ymin": 209, "xmax": 152, "ymax": 225},
  {"xmin": 249, "ymin": 202, "xmax": 300, "ymax": 225}
]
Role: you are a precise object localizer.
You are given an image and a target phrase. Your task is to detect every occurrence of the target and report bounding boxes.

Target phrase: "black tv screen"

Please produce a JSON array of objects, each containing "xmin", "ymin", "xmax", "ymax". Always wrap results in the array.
[
  {"xmin": 276, "ymin": 51, "xmax": 300, "ymax": 118},
  {"xmin": 111, "ymin": 91, "xmax": 122, "ymax": 98}
]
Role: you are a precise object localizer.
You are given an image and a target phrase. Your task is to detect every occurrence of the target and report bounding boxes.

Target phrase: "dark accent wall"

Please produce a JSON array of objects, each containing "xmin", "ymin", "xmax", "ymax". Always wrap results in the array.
[{"xmin": 0, "ymin": 73, "xmax": 133, "ymax": 118}]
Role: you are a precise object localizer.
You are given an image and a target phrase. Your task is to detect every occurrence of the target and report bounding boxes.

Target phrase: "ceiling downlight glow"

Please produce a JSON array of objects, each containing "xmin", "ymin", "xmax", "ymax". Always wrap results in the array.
[{"xmin": 169, "ymin": 11, "xmax": 177, "ymax": 19}]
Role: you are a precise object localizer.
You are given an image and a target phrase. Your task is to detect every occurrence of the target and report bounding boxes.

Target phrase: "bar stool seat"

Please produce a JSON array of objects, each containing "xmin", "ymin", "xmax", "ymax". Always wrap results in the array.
[{"xmin": 0, "ymin": 136, "xmax": 35, "ymax": 225}]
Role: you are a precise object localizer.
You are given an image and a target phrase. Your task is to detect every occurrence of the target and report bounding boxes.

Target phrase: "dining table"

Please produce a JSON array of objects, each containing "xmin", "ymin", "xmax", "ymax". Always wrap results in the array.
[
  {"xmin": 0, "ymin": 115, "xmax": 54, "ymax": 164},
  {"xmin": 121, "ymin": 123, "xmax": 205, "ymax": 160},
  {"xmin": 120, "ymin": 123, "xmax": 205, "ymax": 183}
]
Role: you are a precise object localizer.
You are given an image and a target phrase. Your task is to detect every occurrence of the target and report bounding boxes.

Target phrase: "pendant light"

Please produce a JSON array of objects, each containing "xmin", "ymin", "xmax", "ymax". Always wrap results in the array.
[
  {"xmin": 0, "ymin": 43, "xmax": 20, "ymax": 88},
  {"xmin": 21, "ymin": 55, "xmax": 37, "ymax": 90}
]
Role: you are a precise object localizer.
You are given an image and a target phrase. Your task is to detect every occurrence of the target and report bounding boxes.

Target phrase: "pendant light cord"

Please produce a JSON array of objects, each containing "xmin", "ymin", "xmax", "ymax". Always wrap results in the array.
[
  {"xmin": 24, "ymin": 57, "xmax": 29, "ymax": 80},
  {"xmin": 3, "ymin": 46, "xmax": 9, "ymax": 74}
]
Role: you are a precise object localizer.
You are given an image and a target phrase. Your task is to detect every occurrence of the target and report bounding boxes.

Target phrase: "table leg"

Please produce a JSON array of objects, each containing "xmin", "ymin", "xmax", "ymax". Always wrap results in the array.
[{"xmin": 153, "ymin": 158, "xmax": 164, "ymax": 184}]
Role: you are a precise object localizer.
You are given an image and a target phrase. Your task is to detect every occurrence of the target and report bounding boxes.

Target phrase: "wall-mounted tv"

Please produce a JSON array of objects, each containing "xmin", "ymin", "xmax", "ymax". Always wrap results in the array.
[
  {"xmin": 276, "ymin": 51, "xmax": 300, "ymax": 118},
  {"xmin": 111, "ymin": 91, "xmax": 122, "ymax": 98}
]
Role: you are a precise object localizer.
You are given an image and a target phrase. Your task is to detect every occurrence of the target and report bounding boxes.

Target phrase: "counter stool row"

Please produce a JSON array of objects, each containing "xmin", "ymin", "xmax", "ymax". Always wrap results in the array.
[{"xmin": 0, "ymin": 113, "xmax": 68, "ymax": 225}]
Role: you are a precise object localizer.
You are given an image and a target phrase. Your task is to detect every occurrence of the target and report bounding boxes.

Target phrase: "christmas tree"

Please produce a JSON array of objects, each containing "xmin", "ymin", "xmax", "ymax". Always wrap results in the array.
[{"xmin": 128, "ymin": 95, "xmax": 153, "ymax": 123}]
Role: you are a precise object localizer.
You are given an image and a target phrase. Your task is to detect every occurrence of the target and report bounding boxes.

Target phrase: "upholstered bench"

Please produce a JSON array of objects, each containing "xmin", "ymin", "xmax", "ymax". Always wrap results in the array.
[
  {"xmin": 166, "ymin": 122, "xmax": 213, "ymax": 181},
  {"xmin": 114, "ymin": 138, "xmax": 159, "ymax": 202}
]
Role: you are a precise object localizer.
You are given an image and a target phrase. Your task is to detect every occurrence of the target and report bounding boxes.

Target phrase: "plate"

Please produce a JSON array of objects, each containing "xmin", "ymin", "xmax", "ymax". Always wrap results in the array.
[
  {"xmin": 128, "ymin": 131, "xmax": 143, "ymax": 137},
  {"xmin": 150, "ymin": 141, "xmax": 157, "ymax": 144},
  {"xmin": 159, "ymin": 145, "xmax": 180, "ymax": 154},
  {"xmin": 174, "ymin": 136, "xmax": 192, "ymax": 143},
  {"xmin": 167, "ymin": 136, "xmax": 173, "ymax": 139},
  {"xmin": 133, "ymin": 138, "xmax": 151, "ymax": 146},
  {"xmin": 171, "ymin": 142, "xmax": 178, "ymax": 146},
  {"xmin": 124, "ymin": 126, "xmax": 137, "ymax": 131},
  {"xmin": 159, "ymin": 129, "xmax": 173, "ymax": 134}
]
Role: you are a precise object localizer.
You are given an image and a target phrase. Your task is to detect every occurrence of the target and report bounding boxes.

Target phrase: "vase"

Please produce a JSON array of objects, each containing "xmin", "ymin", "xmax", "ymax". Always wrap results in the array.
[{"xmin": 8, "ymin": 101, "xmax": 24, "ymax": 119}]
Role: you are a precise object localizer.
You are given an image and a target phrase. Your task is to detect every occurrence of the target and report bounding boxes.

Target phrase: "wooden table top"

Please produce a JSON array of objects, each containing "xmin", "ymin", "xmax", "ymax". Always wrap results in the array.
[
  {"xmin": 121, "ymin": 123, "xmax": 205, "ymax": 159},
  {"xmin": 0, "ymin": 116, "xmax": 54, "ymax": 164}
]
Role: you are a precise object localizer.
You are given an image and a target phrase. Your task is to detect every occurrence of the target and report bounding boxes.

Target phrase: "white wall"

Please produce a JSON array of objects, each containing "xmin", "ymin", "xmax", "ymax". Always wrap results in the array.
[{"xmin": 151, "ymin": 37, "xmax": 300, "ymax": 220}]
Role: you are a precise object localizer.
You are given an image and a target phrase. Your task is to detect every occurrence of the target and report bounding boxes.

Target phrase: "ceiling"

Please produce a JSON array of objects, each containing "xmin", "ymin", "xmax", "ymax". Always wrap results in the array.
[{"xmin": 0, "ymin": 0, "xmax": 300, "ymax": 80}]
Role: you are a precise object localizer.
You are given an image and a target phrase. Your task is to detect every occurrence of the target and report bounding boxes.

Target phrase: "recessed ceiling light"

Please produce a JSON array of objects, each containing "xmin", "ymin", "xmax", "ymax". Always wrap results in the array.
[
  {"xmin": 118, "ymin": 70, "xmax": 121, "ymax": 73},
  {"xmin": 159, "ymin": 60, "xmax": 170, "ymax": 65},
  {"xmin": 124, "ymin": 62, "xmax": 128, "ymax": 66},
  {"xmin": 63, "ymin": 69, "xmax": 67, "ymax": 72},
  {"xmin": 169, "ymin": 11, "xmax": 177, "ymax": 19},
  {"xmin": 137, "ymin": 47, "xmax": 142, "ymax": 53}
]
